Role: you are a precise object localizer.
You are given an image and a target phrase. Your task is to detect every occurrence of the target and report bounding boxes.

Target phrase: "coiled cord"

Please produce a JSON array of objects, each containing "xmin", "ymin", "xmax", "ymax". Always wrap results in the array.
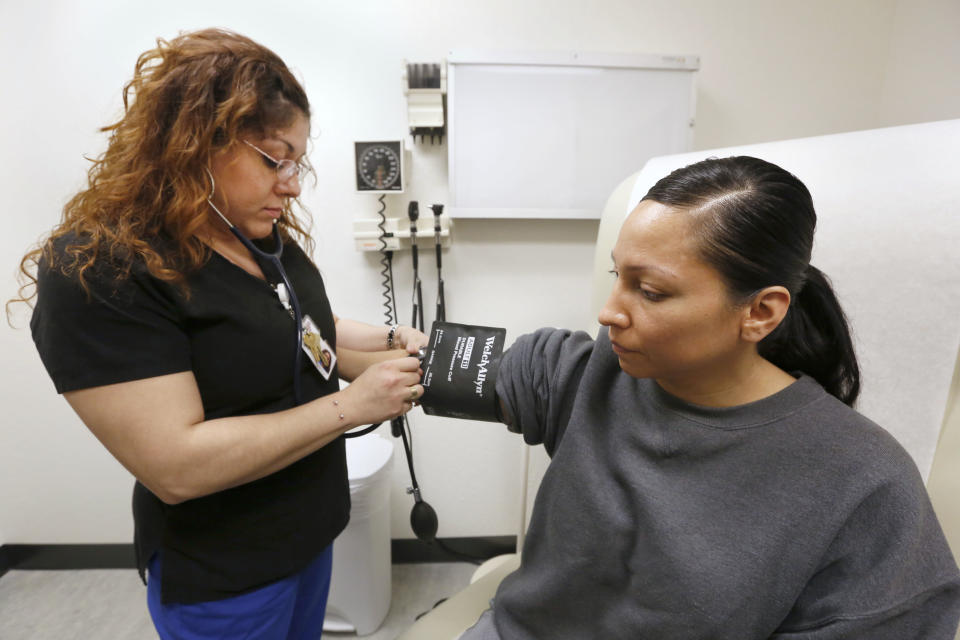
[
  {"xmin": 346, "ymin": 197, "xmax": 393, "ymax": 440},
  {"xmin": 377, "ymin": 195, "xmax": 396, "ymax": 326}
]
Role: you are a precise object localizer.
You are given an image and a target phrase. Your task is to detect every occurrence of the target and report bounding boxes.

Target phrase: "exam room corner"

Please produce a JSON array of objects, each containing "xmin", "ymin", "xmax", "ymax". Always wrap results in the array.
[{"xmin": 3, "ymin": 1, "xmax": 960, "ymax": 638}]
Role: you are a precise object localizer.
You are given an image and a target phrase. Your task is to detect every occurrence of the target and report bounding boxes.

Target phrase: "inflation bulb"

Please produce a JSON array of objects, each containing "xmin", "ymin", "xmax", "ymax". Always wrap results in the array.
[{"xmin": 410, "ymin": 496, "xmax": 439, "ymax": 542}]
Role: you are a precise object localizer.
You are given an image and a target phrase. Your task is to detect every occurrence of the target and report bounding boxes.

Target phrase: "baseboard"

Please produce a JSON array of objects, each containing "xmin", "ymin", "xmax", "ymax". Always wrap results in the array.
[
  {"xmin": 0, "ymin": 537, "xmax": 517, "ymax": 574},
  {"xmin": 392, "ymin": 536, "xmax": 517, "ymax": 563},
  {"xmin": 0, "ymin": 544, "xmax": 135, "ymax": 572}
]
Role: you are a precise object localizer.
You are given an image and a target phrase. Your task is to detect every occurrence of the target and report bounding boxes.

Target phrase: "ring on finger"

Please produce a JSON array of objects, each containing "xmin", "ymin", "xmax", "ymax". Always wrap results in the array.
[{"xmin": 408, "ymin": 386, "xmax": 419, "ymax": 402}]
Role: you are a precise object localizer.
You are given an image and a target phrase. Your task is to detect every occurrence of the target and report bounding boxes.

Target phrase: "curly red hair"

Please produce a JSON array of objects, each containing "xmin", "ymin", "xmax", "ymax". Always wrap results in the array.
[{"xmin": 11, "ymin": 28, "xmax": 314, "ymax": 310}]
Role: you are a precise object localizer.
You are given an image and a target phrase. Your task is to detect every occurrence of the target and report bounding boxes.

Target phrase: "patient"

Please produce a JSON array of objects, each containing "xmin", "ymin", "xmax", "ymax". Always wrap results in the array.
[{"xmin": 463, "ymin": 156, "xmax": 960, "ymax": 639}]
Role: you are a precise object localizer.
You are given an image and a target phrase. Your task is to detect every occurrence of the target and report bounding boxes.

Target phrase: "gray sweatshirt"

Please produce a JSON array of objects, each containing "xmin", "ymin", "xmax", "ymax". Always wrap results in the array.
[{"xmin": 462, "ymin": 328, "xmax": 960, "ymax": 639}]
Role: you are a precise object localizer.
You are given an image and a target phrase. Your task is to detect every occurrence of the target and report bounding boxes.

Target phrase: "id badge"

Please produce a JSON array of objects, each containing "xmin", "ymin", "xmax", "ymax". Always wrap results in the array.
[{"xmin": 301, "ymin": 314, "xmax": 336, "ymax": 380}]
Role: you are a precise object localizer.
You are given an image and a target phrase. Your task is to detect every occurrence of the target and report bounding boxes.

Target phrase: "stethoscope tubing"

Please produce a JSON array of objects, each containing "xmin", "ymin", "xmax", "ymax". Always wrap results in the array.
[
  {"xmin": 206, "ymin": 177, "xmax": 383, "ymax": 438},
  {"xmin": 229, "ymin": 224, "xmax": 306, "ymax": 406},
  {"xmin": 205, "ymin": 170, "xmax": 306, "ymax": 404}
]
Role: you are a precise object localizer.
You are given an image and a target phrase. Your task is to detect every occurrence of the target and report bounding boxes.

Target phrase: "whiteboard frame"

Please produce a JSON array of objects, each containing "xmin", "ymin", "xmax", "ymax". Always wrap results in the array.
[{"xmin": 447, "ymin": 50, "xmax": 700, "ymax": 220}]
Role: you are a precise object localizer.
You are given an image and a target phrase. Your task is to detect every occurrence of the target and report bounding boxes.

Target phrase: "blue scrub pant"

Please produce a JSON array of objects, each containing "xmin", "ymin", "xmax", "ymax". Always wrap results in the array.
[{"xmin": 147, "ymin": 548, "xmax": 333, "ymax": 640}]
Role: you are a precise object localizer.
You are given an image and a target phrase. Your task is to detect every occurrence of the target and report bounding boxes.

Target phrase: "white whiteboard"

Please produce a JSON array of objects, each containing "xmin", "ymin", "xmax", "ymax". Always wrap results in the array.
[{"xmin": 447, "ymin": 51, "xmax": 698, "ymax": 219}]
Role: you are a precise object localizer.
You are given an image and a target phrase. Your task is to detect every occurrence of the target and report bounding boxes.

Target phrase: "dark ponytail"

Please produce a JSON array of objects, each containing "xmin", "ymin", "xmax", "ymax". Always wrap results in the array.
[
  {"xmin": 642, "ymin": 156, "xmax": 861, "ymax": 406},
  {"xmin": 759, "ymin": 265, "xmax": 860, "ymax": 405}
]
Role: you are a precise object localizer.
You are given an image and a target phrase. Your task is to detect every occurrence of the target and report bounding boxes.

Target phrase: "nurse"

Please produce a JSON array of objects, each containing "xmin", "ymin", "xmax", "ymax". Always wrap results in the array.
[
  {"xmin": 17, "ymin": 28, "xmax": 426, "ymax": 639},
  {"xmin": 463, "ymin": 156, "xmax": 960, "ymax": 638}
]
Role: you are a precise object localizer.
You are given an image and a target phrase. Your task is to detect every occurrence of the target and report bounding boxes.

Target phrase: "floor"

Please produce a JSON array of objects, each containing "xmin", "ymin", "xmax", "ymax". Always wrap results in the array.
[{"xmin": 0, "ymin": 562, "xmax": 476, "ymax": 640}]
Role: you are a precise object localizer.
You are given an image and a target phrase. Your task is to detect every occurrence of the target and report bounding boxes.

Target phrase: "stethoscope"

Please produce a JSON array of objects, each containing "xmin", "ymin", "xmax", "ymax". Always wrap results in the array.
[
  {"xmin": 206, "ymin": 174, "xmax": 465, "ymax": 555},
  {"xmin": 206, "ymin": 169, "xmax": 378, "ymax": 438}
]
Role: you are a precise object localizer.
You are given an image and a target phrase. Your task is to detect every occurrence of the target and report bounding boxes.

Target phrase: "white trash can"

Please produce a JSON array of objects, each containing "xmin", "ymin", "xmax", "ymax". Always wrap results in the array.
[{"xmin": 323, "ymin": 434, "xmax": 394, "ymax": 635}]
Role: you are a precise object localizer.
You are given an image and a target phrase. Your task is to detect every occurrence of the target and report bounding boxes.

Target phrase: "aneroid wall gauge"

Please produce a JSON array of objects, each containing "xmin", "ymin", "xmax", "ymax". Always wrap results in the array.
[{"xmin": 355, "ymin": 140, "xmax": 405, "ymax": 193}]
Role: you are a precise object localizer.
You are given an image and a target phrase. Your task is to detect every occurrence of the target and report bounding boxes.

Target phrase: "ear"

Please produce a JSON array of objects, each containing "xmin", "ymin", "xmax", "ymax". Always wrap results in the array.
[{"xmin": 740, "ymin": 286, "xmax": 791, "ymax": 343}]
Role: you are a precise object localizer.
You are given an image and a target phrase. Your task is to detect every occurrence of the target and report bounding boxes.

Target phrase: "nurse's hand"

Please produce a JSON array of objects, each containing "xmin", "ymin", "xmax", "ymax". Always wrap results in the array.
[
  {"xmin": 343, "ymin": 356, "xmax": 423, "ymax": 423},
  {"xmin": 395, "ymin": 325, "xmax": 430, "ymax": 355}
]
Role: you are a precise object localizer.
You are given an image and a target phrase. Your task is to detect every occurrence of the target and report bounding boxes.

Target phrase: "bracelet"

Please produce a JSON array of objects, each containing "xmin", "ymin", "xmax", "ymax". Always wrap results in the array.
[{"xmin": 387, "ymin": 324, "xmax": 399, "ymax": 350}]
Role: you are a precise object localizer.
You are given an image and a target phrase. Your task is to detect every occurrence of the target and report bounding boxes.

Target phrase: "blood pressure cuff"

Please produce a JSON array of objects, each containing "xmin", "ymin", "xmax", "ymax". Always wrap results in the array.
[{"xmin": 419, "ymin": 321, "xmax": 506, "ymax": 422}]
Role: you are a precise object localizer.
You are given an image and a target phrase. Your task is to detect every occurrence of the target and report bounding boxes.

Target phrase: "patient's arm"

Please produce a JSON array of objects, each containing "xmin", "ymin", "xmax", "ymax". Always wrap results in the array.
[{"xmin": 496, "ymin": 395, "xmax": 514, "ymax": 427}]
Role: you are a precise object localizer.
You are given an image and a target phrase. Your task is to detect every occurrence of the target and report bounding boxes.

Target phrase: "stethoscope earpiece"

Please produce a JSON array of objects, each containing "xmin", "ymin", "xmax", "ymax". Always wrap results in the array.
[{"xmin": 204, "ymin": 167, "xmax": 234, "ymax": 231}]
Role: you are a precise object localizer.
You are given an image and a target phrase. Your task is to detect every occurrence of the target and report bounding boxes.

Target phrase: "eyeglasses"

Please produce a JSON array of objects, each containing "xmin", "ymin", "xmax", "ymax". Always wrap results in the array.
[{"xmin": 243, "ymin": 140, "xmax": 307, "ymax": 182}]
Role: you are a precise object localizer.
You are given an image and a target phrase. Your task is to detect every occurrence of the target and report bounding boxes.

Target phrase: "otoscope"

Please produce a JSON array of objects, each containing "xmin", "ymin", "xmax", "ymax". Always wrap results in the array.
[
  {"xmin": 408, "ymin": 201, "xmax": 425, "ymax": 332},
  {"xmin": 431, "ymin": 204, "xmax": 446, "ymax": 322},
  {"xmin": 391, "ymin": 201, "xmax": 424, "ymax": 440}
]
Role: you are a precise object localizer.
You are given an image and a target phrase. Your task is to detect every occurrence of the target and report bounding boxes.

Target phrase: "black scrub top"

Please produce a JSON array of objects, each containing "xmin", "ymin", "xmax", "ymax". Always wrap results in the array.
[{"xmin": 31, "ymin": 232, "xmax": 349, "ymax": 604}]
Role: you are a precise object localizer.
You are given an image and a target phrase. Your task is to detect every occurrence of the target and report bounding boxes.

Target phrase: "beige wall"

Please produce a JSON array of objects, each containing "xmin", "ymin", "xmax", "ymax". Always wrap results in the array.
[
  {"xmin": 2, "ymin": 0, "xmax": 959, "ymax": 545},
  {"xmin": 878, "ymin": 0, "xmax": 960, "ymax": 127}
]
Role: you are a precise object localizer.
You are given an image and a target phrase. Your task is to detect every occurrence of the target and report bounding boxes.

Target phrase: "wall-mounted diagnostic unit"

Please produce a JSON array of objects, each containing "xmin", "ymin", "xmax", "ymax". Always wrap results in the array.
[
  {"xmin": 403, "ymin": 61, "xmax": 447, "ymax": 144},
  {"xmin": 351, "ymin": 138, "xmax": 450, "ymax": 252},
  {"xmin": 354, "ymin": 140, "xmax": 405, "ymax": 193}
]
